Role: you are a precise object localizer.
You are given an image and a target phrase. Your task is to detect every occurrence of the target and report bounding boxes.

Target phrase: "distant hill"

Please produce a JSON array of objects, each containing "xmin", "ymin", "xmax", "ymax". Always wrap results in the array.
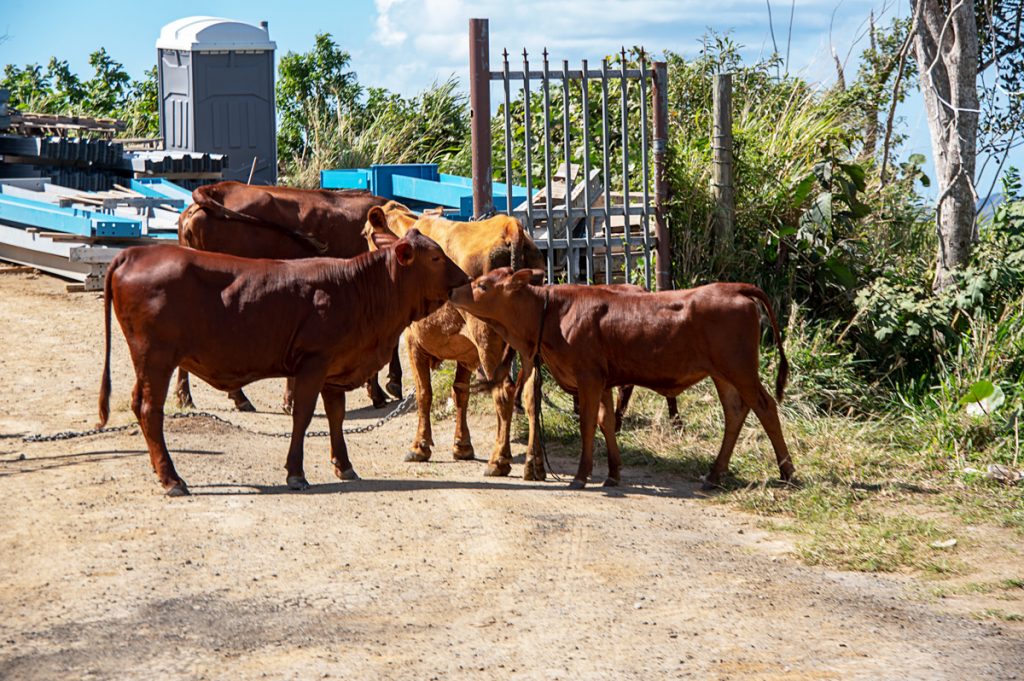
[{"xmin": 977, "ymin": 192, "xmax": 1005, "ymax": 223}]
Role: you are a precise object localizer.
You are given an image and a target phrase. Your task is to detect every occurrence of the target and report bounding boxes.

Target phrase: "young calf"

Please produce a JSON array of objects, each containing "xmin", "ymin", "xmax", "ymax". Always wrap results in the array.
[
  {"xmin": 98, "ymin": 230, "xmax": 468, "ymax": 496},
  {"xmin": 449, "ymin": 268, "xmax": 795, "ymax": 489}
]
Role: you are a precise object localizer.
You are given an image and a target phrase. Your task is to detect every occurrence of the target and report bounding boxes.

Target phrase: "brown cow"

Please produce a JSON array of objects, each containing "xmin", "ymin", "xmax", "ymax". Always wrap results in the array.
[
  {"xmin": 176, "ymin": 181, "xmax": 402, "ymax": 412},
  {"xmin": 97, "ymin": 231, "xmax": 469, "ymax": 496},
  {"xmin": 363, "ymin": 202, "xmax": 544, "ymax": 476},
  {"xmin": 449, "ymin": 268, "xmax": 795, "ymax": 489}
]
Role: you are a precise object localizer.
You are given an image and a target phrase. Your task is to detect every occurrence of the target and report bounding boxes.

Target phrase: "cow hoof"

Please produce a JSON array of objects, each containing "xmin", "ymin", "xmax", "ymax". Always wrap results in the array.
[
  {"xmin": 405, "ymin": 450, "xmax": 431, "ymax": 463},
  {"xmin": 281, "ymin": 403, "xmax": 293, "ymax": 415},
  {"xmin": 165, "ymin": 481, "xmax": 190, "ymax": 497},
  {"xmin": 335, "ymin": 467, "xmax": 360, "ymax": 481},
  {"xmin": 371, "ymin": 395, "xmax": 388, "ymax": 410},
  {"xmin": 568, "ymin": 478, "xmax": 586, "ymax": 490},
  {"xmin": 177, "ymin": 396, "xmax": 196, "ymax": 410},
  {"xmin": 236, "ymin": 401, "xmax": 256, "ymax": 413},
  {"xmin": 523, "ymin": 461, "xmax": 546, "ymax": 481},
  {"xmin": 700, "ymin": 476, "xmax": 722, "ymax": 492},
  {"xmin": 452, "ymin": 444, "xmax": 475, "ymax": 461},
  {"xmin": 484, "ymin": 462, "xmax": 511, "ymax": 477},
  {"xmin": 386, "ymin": 379, "xmax": 403, "ymax": 399},
  {"xmin": 287, "ymin": 476, "xmax": 310, "ymax": 491},
  {"xmin": 602, "ymin": 477, "xmax": 620, "ymax": 487}
]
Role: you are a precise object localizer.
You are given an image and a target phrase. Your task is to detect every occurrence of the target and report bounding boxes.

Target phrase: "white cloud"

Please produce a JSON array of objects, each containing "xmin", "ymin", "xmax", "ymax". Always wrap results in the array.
[{"xmin": 374, "ymin": 0, "xmax": 409, "ymax": 47}]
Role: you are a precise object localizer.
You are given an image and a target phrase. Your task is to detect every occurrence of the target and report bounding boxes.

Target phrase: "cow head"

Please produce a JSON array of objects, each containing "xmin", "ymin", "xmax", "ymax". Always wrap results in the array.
[
  {"xmin": 381, "ymin": 228, "xmax": 469, "ymax": 308},
  {"xmin": 362, "ymin": 201, "xmax": 418, "ymax": 250},
  {"xmin": 449, "ymin": 267, "xmax": 545, "ymax": 318}
]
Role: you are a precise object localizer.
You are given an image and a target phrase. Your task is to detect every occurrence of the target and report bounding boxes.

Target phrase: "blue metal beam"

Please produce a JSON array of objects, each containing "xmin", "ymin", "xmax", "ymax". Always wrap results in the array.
[
  {"xmin": 129, "ymin": 178, "xmax": 192, "ymax": 204},
  {"xmin": 320, "ymin": 169, "xmax": 371, "ymax": 190},
  {"xmin": 0, "ymin": 191, "xmax": 141, "ymax": 237}
]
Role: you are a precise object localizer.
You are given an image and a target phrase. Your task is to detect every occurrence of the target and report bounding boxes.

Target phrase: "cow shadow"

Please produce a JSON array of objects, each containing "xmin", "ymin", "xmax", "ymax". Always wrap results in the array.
[
  {"xmin": 189, "ymin": 475, "xmax": 703, "ymax": 500},
  {"xmin": 0, "ymin": 448, "xmax": 223, "ymax": 478}
]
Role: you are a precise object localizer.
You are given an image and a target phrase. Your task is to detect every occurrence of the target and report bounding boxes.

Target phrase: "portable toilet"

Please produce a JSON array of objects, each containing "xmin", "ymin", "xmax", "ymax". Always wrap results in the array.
[{"xmin": 156, "ymin": 16, "xmax": 277, "ymax": 185}]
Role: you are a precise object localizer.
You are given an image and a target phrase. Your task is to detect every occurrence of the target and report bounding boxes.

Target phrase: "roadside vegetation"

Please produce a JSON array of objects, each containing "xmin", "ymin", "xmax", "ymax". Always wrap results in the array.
[{"xmin": 3, "ymin": 20, "xmax": 1022, "ymax": 587}]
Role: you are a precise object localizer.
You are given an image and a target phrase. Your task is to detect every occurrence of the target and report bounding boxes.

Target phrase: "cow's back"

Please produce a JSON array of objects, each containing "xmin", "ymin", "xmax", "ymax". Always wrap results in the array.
[{"xmin": 180, "ymin": 182, "xmax": 388, "ymax": 260}]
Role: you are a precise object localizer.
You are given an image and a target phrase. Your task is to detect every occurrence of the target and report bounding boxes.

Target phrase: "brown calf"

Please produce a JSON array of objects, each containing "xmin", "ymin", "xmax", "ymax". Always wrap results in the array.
[
  {"xmin": 176, "ymin": 181, "xmax": 401, "ymax": 412},
  {"xmin": 449, "ymin": 269, "xmax": 795, "ymax": 489},
  {"xmin": 363, "ymin": 202, "xmax": 543, "ymax": 475},
  {"xmin": 98, "ymin": 231, "xmax": 468, "ymax": 496}
]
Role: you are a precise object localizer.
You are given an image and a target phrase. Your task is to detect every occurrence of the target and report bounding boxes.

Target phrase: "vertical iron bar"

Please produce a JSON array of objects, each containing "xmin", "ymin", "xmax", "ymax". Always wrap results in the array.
[
  {"xmin": 469, "ymin": 18, "xmax": 492, "ymax": 218},
  {"xmin": 652, "ymin": 61, "xmax": 671, "ymax": 291},
  {"xmin": 522, "ymin": 49, "xmax": 534, "ymax": 237},
  {"xmin": 580, "ymin": 58, "xmax": 594, "ymax": 284},
  {"xmin": 600, "ymin": 58, "xmax": 613, "ymax": 284},
  {"xmin": 562, "ymin": 59, "xmax": 574, "ymax": 283},
  {"xmin": 639, "ymin": 50, "xmax": 652, "ymax": 289},
  {"xmin": 542, "ymin": 49, "xmax": 554, "ymax": 283},
  {"xmin": 502, "ymin": 49, "xmax": 513, "ymax": 217},
  {"xmin": 619, "ymin": 48, "xmax": 632, "ymax": 283}
]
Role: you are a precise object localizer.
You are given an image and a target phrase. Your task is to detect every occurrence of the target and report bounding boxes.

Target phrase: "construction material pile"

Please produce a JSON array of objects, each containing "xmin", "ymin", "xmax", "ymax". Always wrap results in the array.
[{"xmin": 0, "ymin": 100, "xmax": 226, "ymax": 192}]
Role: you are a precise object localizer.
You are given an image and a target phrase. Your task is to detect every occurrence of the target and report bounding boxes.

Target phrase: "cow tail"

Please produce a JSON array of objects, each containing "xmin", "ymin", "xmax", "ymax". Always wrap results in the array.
[
  {"xmin": 743, "ymin": 285, "xmax": 788, "ymax": 403},
  {"xmin": 97, "ymin": 255, "xmax": 119, "ymax": 428}
]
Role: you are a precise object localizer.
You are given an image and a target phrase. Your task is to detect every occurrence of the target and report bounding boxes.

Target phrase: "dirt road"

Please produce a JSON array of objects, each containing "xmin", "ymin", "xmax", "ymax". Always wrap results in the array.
[{"xmin": 1, "ymin": 271, "xmax": 1021, "ymax": 680}]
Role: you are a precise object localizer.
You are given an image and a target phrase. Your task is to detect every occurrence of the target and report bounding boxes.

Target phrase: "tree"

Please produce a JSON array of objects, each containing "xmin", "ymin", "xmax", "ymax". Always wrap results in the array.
[
  {"xmin": 912, "ymin": 0, "xmax": 980, "ymax": 290},
  {"xmin": 83, "ymin": 48, "xmax": 130, "ymax": 117},
  {"xmin": 276, "ymin": 33, "xmax": 361, "ymax": 159},
  {"xmin": 912, "ymin": 0, "xmax": 1024, "ymax": 289}
]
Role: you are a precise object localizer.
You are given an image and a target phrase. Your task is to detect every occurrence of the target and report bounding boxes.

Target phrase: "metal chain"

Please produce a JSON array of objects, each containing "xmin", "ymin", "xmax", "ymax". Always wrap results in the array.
[{"xmin": 21, "ymin": 393, "xmax": 416, "ymax": 443}]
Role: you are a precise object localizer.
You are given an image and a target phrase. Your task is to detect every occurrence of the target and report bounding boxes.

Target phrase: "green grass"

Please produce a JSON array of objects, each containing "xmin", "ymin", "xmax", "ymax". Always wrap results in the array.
[{"xmin": 511, "ymin": 369, "xmax": 1021, "ymax": 575}]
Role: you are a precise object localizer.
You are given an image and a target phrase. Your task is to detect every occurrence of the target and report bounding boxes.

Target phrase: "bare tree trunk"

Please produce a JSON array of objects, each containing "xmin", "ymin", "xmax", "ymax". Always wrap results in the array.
[{"xmin": 911, "ymin": 0, "xmax": 980, "ymax": 290}]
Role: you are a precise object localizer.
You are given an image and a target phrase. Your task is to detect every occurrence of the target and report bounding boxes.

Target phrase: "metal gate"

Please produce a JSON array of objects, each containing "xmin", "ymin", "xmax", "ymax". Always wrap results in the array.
[{"xmin": 468, "ymin": 18, "xmax": 671, "ymax": 290}]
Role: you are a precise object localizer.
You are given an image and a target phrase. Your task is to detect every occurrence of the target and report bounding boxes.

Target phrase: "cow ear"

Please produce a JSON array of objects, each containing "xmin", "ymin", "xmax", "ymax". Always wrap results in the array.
[
  {"xmin": 394, "ymin": 240, "xmax": 414, "ymax": 266},
  {"xmin": 529, "ymin": 269, "xmax": 546, "ymax": 285},
  {"xmin": 371, "ymin": 231, "xmax": 398, "ymax": 250},
  {"xmin": 367, "ymin": 206, "xmax": 390, "ymax": 232},
  {"xmin": 507, "ymin": 268, "xmax": 535, "ymax": 291}
]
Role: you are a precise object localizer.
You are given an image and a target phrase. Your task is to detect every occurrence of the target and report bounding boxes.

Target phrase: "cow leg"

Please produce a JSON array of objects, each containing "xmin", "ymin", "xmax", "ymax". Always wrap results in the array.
[
  {"xmin": 484, "ymin": 367, "xmax": 515, "ymax": 476},
  {"xmin": 229, "ymin": 388, "xmax": 256, "ymax": 412},
  {"xmin": 281, "ymin": 378, "xmax": 295, "ymax": 414},
  {"xmin": 737, "ymin": 380, "xmax": 796, "ymax": 484},
  {"xmin": 174, "ymin": 368, "xmax": 196, "ymax": 409},
  {"xmin": 520, "ymin": 358, "xmax": 546, "ymax": 481},
  {"xmin": 704, "ymin": 378, "xmax": 751, "ymax": 490},
  {"xmin": 406, "ymin": 340, "xmax": 434, "ymax": 462},
  {"xmin": 570, "ymin": 383, "xmax": 602, "ymax": 490},
  {"xmin": 365, "ymin": 377, "xmax": 388, "ymax": 410},
  {"xmin": 132, "ymin": 372, "xmax": 187, "ymax": 496},
  {"xmin": 386, "ymin": 343, "xmax": 403, "ymax": 399},
  {"xmin": 451, "ymin": 363, "xmax": 475, "ymax": 460},
  {"xmin": 283, "ymin": 365, "xmax": 327, "ymax": 490},
  {"xmin": 614, "ymin": 385, "xmax": 634, "ymax": 433},
  {"xmin": 598, "ymin": 389, "xmax": 622, "ymax": 486},
  {"xmin": 667, "ymin": 396, "xmax": 680, "ymax": 424},
  {"xmin": 322, "ymin": 384, "xmax": 359, "ymax": 481}
]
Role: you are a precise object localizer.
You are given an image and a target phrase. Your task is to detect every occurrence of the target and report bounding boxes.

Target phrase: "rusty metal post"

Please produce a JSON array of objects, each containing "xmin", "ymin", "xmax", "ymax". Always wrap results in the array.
[
  {"xmin": 652, "ymin": 61, "xmax": 671, "ymax": 291},
  {"xmin": 469, "ymin": 18, "xmax": 493, "ymax": 218},
  {"xmin": 712, "ymin": 72, "xmax": 734, "ymax": 257}
]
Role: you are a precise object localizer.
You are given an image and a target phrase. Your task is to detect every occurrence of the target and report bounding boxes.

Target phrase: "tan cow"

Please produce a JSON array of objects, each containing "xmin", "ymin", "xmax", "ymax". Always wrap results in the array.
[{"xmin": 363, "ymin": 202, "xmax": 544, "ymax": 476}]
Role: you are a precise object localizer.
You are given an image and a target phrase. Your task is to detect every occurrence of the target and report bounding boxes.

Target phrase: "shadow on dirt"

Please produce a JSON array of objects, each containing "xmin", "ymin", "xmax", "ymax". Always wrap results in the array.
[{"xmin": 0, "ymin": 448, "xmax": 224, "ymax": 478}]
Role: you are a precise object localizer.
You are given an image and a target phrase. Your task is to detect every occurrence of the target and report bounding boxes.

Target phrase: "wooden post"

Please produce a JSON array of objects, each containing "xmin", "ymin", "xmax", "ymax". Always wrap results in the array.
[
  {"xmin": 652, "ymin": 61, "xmax": 671, "ymax": 291},
  {"xmin": 469, "ymin": 18, "xmax": 493, "ymax": 218},
  {"xmin": 712, "ymin": 73, "xmax": 734, "ymax": 257}
]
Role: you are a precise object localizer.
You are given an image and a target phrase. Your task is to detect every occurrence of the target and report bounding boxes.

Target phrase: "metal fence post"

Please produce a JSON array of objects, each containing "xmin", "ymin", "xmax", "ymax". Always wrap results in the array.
[
  {"xmin": 469, "ymin": 18, "xmax": 493, "ymax": 218},
  {"xmin": 712, "ymin": 72, "xmax": 734, "ymax": 257},
  {"xmin": 652, "ymin": 61, "xmax": 671, "ymax": 291}
]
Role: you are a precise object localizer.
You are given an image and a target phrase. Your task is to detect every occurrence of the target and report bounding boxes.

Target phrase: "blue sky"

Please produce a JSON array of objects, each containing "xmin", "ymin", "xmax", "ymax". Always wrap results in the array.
[{"xmin": 1, "ymin": 0, "xmax": 1019, "ymax": 200}]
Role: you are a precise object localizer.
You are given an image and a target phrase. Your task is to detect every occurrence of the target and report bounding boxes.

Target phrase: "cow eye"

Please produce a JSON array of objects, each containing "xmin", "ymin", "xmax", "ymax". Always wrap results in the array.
[
  {"xmin": 477, "ymin": 283, "xmax": 487, "ymax": 291},
  {"xmin": 432, "ymin": 256, "xmax": 441, "ymax": 262}
]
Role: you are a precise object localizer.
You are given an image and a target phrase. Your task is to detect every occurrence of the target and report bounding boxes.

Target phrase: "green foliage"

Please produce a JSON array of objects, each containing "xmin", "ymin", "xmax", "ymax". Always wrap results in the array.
[
  {"xmin": 0, "ymin": 51, "xmax": 159, "ymax": 136},
  {"xmin": 276, "ymin": 33, "xmax": 362, "ymax": 160}
]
